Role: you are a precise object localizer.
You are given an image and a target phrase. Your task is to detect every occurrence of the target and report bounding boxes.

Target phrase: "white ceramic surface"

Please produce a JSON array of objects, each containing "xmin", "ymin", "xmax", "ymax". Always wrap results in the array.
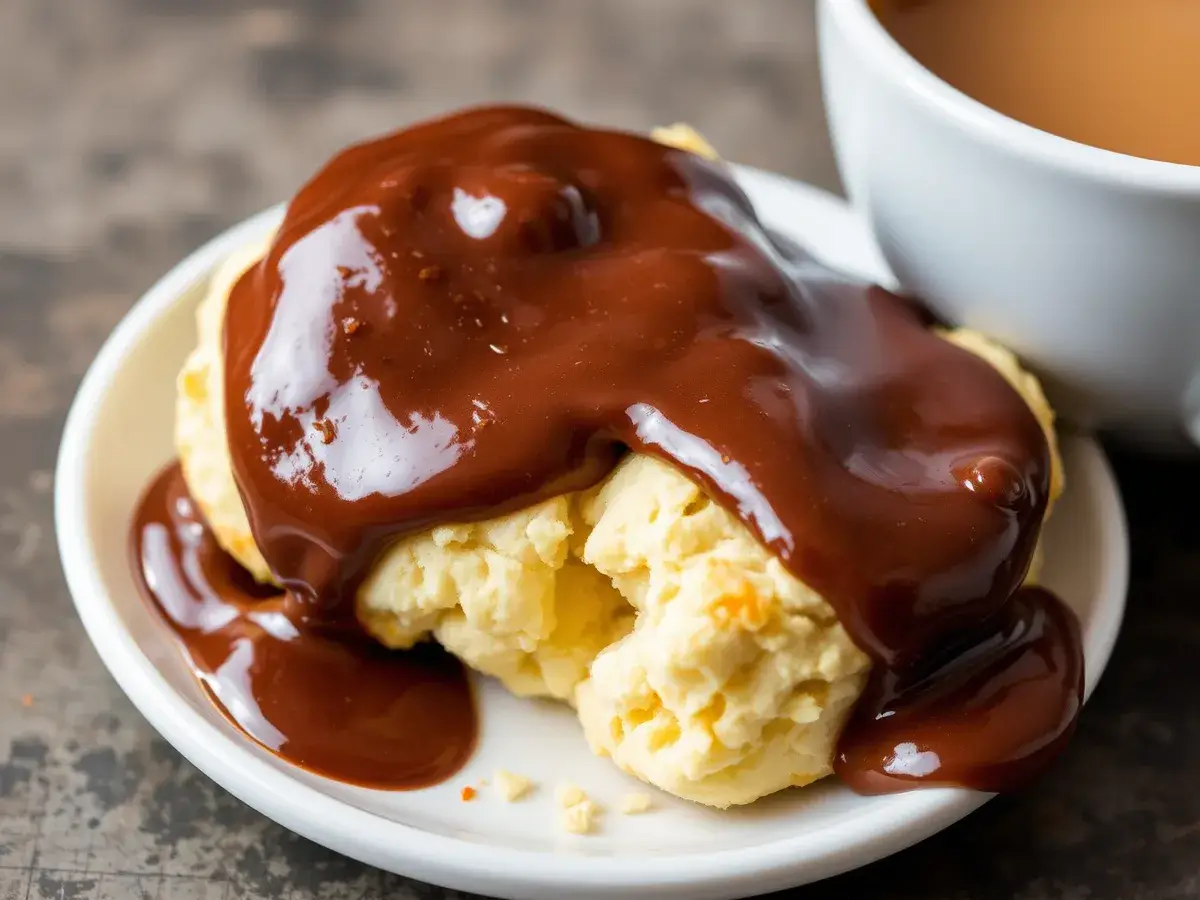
[
  {"xmin": 56, "ymin": 172, "xmax": 1129, "ymax": 900},
  {"xmin": 818, "ymin": 0, "xmax": 1200, "ymax": 446}
]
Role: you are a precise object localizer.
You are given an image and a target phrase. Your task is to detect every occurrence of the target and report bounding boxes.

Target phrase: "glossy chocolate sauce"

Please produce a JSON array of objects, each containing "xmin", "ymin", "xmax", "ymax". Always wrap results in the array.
[
  {"xmin": 132, "ymin": 105, "xmax": 1084, "ymax": 794},
  {"xmin": 130, "ymin": 462, "xmax": 476, "ymax": 789},
  {"xmin": 836, "ymin": 585, "xmax": 1082, "ymax": 793}
]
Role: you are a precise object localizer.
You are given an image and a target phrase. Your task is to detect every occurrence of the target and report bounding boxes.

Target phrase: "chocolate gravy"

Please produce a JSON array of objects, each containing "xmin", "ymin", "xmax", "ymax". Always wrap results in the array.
[
  {"xmin": 132, "ymin": 105, "xmax": 1083, "ymax": 793},
  {"xmin": 130, "ymin": 463, "xmax": 476, "ymax": 789},
  {"xmin": 836, "ymin": 585, "xmax": 1083, "ymax": 793}
]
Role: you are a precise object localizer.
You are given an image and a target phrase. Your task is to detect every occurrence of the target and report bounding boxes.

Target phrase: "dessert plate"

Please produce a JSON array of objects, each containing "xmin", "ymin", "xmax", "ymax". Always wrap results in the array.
[{"xmin": 55, "ymin": 169, "xmax": 1128, "ymax": 900}]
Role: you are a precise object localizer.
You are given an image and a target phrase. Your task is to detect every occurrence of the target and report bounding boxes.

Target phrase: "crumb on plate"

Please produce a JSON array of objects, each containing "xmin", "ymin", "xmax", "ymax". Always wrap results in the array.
[
  {"xmin": 556, "ymin": 782, "xmax": 601, "ymax": 834},
  {"xmin": 493, "ymin": 769, "xmax": 533, "ymax": 802},
  {"xmin": 618, "ymin": 792, "xmax": 652, "ymax": 814},
  {"xmin": 555, "ymin": 782, "xmax": 586, "ymax": 807}
]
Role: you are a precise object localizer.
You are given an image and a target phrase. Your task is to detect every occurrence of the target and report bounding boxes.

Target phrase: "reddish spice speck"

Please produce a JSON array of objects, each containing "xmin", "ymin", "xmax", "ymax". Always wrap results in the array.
[
  {"xmin": 21, "ymin": 694, "xmax": 32, "ymax": 708},
  {"xmin": 342, "ymin": 317, "xmax": 362, "ymax": 336},
  {"xmin": 460, "ymin": 785, "xmax": 477, "ymax": 801}
]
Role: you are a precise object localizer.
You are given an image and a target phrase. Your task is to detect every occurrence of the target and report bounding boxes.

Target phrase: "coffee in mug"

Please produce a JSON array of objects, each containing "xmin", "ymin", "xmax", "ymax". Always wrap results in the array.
[{"xmin": 871, "ymin": 0, "xmax": 1200, "ymax": 167}]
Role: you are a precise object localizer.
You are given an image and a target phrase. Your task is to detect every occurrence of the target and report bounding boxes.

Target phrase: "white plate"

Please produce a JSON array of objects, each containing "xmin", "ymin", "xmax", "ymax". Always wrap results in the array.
[{"xmin": 55, "ymin": 169, "xmax": 1129, "ymax": 900}]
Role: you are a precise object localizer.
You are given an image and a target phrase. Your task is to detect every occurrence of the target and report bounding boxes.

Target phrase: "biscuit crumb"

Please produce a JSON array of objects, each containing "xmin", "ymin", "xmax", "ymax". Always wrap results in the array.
[
  {"xmin": 493, "ymin": 769, "xmax": 533, "ymax": 802},
  {"xmin": 418, "ymin": 265, "xmax": 443, "ymax": 282},
  {"xmin": 618, "ymin": 792, "xmax": 652, "ymax": 814},
  {"xmin": 555, "ymin": 782, "xmax": 586, "ymax": 807},
  {"xmin": 561, "ymin": 801, "xmax": 599, "ymax": 834},
  {"xmin": 556, "ymin": 782, "xmax": 600, "ymax": 834},
  {"xmin": 460, "ymin": 785, "xmax": 477, "ymax": 802}
]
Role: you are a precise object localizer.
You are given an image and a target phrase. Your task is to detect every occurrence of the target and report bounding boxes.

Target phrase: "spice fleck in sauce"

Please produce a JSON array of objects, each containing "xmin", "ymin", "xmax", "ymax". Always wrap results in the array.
[{"xmin": 132, "ymin": 106, "xmax": 1083, "ymax": 793}]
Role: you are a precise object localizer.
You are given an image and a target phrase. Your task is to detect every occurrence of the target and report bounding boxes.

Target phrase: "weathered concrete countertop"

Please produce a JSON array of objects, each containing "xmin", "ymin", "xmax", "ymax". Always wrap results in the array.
[{"xmin": 2, "ymin": 1, "xmax": 1197, "ymax": 897}]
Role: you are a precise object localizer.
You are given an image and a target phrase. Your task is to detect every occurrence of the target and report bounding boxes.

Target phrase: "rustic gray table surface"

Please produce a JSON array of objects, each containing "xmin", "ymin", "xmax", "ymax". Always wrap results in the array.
[{"xmin": 2, "ymin": 1, "xmax": 1198, "ymax": 898}]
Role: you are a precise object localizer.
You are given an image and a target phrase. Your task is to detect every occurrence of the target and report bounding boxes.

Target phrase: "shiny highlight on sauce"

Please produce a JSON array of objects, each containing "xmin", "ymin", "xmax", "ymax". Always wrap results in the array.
[{"xmin": 132, "ymin": 106, "xmax": 1083, "ymax": 794}]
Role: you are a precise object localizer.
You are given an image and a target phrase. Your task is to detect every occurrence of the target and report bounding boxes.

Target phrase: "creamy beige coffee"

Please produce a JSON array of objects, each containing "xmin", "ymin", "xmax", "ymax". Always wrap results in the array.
[{"xmin": 872, "ymin": 0, "xmax": 1200, "ymax": 167}]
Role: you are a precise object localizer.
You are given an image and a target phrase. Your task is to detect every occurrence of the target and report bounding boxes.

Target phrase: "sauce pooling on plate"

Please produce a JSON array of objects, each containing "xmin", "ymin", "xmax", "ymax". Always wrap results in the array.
[
  {"xmin": 132, "ymin": 105, "xmax": 1083, "ymax": 793},
  {"xmin": 131, "ymin": 463, "xmax": 476, "ymax": 789}
]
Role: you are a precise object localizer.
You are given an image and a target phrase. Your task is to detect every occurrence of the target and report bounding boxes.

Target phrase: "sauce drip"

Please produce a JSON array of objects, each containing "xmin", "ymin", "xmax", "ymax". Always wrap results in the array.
[
  {"xmin": 133, "ymin": 105, "xmax": 1084, "ymax": 794},
  {"xmin": 130, "ymin": 462, "xmax": 476, "ymax": 789},
  {"xmin": 837, "ymin": 586, "xmax": 1083, "ymax": 793}
]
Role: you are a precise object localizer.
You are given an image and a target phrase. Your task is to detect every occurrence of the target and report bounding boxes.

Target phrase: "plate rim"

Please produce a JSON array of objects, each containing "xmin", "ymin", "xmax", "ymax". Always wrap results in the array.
[{"xmin": 54, "ymin": 168, "xmax": 1130, "ymax": 900}]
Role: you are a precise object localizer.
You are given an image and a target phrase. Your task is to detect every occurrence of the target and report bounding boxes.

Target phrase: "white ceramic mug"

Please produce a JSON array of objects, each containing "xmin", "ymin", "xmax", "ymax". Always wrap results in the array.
[{"xmin": 818, "ymin": 0, "xmax": 1200, "ymax": 448}]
